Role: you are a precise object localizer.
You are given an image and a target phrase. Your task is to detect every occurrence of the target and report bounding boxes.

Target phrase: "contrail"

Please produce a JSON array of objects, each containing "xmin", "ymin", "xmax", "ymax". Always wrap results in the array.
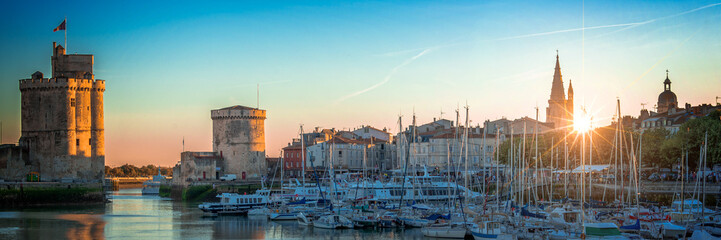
[
  {"xmin": 335, "ymin": 49, "xmax": 431, "ymax": 104},
  {"xmin": 498, "ymin": 2, "xmax": 721, "ymax": 41},
  {"xmin": 497, "ymin": 22, "xmax": 647, "ymax": 41}
]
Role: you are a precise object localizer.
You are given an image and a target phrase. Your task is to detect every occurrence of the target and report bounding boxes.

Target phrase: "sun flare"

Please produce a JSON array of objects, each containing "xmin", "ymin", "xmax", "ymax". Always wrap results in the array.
[{"xmin": 573, "ymin": 109, "xmax": 592, "ymax": 134}]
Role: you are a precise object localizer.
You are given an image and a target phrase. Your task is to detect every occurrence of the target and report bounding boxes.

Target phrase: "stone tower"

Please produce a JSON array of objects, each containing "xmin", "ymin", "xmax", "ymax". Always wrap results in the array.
[
  {"xmin": 546, "ymin": 53, "xmax": 574, "ymax": 130},
  {"xmin": 211, "ymin": 105, "xmax": 267, "ymax": 179},
  {"xmin": 18, "ymin": 42, "xmax": 105, "ymax": 181}
]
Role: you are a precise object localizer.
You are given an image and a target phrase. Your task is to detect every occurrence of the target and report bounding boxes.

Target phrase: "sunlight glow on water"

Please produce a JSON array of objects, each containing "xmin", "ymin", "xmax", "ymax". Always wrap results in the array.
[{"xmin": 0, "ymin": 188, "xmax": 425, "ymax": 239}]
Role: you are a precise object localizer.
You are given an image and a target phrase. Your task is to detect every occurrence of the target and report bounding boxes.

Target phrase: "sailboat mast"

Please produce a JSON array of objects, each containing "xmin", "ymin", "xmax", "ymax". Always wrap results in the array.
[
  {"xmin": 301, "ymin": 125, "xmax": 305, "ymax": 189},
  {"xmin": 482, "ymin": 121, "xmax": 486, "ymax": 199},
  {"xmin": 535, "ymin": 107, "xmax": 539, "ymax": 202},
  {"xmin": 464, "ymin": 104, "xmax": 469, "ymax": 204},
  {"xmin": 589, "ymin": 117, "xmax": 593, "ymax": 201},
  {"xmin": 522, "ymin": 121, "xmax": 526, "ymax": 205},
  {"xmin": 496, "ymin": 127, "xmax": 500, "ymax": 208}
]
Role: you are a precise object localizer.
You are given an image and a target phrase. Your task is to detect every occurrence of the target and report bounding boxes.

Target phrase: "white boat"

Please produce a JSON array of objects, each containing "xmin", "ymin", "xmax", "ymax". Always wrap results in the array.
[
  {"xmin": 669, "ymin": 199, "xmax": 717, "ymax": 222},
  {"xmin": 141, "ymin": 173, "xmax": 165, "ymax": 195},
  {"xmin": 269, "ymin": 211, "xmax": 298, "ymax": 220},
  {"xmin": 422, "ymin": 223, "xmax": 467, "ymax": 239},
  {"xmin": 658, "ymin": 221, "xmax": 686, "ymax": 239},
  {"xmin": 198, "ymin": 191, "xmax": 271, "ymax": 215},
  {"xmin": 314, "ymin": 215, "xmax": 354, "ymax": 229},
  {"xmin": 690, "ymin": 229, "xmax": 720, "ymax": 240},
  {"xmin": 583, "ymin": 222, "xmax": 631, "ymax": 240},
  {"xmin": 471, "ymin": 220, "xmax": 516, "ymax": 240},
  {"xmin": 248, "ymin": 207, "xmax": 271, "ymax": 216},
  {"xmin": 297, "ymin": 213, "xmax": 313, "ymax": 226},
  {"xmin": 695, "ymin": 221, "xmax": 721, "ymax": 237},
  {"xmin": 398, "ymin": 215, "xmax": 431, "ymax": 228}
]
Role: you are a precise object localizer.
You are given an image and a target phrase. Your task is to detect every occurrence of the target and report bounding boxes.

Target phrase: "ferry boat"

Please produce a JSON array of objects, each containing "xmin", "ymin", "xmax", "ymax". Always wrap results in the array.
[{"xmin": 198, "ymin": 190, "xmax": 273, "ymax": 215}]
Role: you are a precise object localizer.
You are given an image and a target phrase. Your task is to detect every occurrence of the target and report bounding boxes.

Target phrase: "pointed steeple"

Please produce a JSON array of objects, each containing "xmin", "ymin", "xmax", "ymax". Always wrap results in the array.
[
  {"xmin": 568, "ymin": 79, "xmax": 574, "ymax": 99},
  {"xmin": 550, "ymin": 51, "xmax": 566, "ymax": 101}
]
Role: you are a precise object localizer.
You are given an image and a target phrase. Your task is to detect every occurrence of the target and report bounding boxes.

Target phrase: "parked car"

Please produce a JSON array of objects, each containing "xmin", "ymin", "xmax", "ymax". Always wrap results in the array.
[
  {"xmin": 220, "ymin": 174, "xmax": 237, "ymax": 181},
  {"xmin": 648, "ymin": 173, "xmax": 661, "ymax": 182}
]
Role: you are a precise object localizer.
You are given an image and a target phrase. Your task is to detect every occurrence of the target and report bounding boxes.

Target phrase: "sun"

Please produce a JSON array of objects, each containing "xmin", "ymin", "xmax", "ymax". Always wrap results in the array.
[{"xmin": 573, "ymin": 109, "xmax": 592, "ymax": 134}]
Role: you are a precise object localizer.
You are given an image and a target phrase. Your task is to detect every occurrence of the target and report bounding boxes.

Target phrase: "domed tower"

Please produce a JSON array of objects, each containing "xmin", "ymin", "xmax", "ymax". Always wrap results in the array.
[{"xmin": 656, "ymin": 70, "xmax": 678, "ymax": 113}]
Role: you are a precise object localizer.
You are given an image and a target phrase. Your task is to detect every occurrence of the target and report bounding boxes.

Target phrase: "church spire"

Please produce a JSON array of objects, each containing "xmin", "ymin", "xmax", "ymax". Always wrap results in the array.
[
  {"xmin": 568, "ymin": 79, "xmax": 574, "ymax": 99},
  {"xmin": 550, "ymin": 51, "xmax": 565, "ymax": 101}
]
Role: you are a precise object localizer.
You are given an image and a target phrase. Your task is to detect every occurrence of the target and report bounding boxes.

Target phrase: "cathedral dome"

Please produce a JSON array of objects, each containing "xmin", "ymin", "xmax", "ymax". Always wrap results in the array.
[
  {"xmin": 656, "ymin": 71, "xmax": 678, "ymax": 113},
  {"xmin": 657, "ymin": 90, "xmax": 677, "ymax": 106}
]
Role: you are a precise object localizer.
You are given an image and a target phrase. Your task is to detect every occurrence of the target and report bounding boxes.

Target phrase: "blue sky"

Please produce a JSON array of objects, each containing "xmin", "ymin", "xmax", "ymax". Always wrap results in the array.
[{"xmin": 1, "ymin": 0, "xmax": 719, "ymax": 166}]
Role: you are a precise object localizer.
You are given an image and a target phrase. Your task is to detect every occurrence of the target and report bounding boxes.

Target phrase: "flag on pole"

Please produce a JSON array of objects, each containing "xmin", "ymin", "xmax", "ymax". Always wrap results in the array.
[{"xmin": 53, "ymin": 19, "xmax": 66, "ymax": 32}]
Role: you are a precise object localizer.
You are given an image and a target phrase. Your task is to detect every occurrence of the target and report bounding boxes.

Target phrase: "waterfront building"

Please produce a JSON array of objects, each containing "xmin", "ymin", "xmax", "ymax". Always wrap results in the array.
[
  {"xmin": 0, "ymin": 42, "xmax": 105, "ymax": 182},
  {"xmin": 305, "ymin": 135, "xmax": 389, "ymax": 172},
  {"xmin": 282, "ymin": 143, "xmax": 305, "ymax": 177},
  {"xmin": 352, "ymin": 125, "xmax": 392, "ymax": 142},
  {"xmin": 545, "ymin": 53, "xmax": 574, "ymax": 130}
]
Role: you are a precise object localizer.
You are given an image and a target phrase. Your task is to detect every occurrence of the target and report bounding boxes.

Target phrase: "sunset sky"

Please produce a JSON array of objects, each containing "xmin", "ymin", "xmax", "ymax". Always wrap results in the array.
[{"xmin": 1, "ymin": 0, "xmax": 719, "ymax": 167}]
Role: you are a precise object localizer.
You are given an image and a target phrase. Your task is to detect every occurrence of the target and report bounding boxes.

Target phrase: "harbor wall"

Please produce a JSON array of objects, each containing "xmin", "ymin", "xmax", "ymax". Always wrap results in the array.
[{"xmin": 0, "ymin": 182, "xmax": 104, "ymax": 207}]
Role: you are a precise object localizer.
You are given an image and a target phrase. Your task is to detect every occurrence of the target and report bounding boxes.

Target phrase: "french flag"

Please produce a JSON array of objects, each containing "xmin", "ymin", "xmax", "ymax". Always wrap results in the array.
[{"xmin": 53, "ymin": 19, "xmax": 66, "ymax": 32}]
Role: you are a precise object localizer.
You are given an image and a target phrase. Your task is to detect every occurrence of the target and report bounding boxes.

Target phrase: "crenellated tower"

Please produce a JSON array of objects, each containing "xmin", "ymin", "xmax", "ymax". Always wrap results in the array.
[{"xmin": 17, "ymin": 42, "xmax": 105, "ymax": 181}]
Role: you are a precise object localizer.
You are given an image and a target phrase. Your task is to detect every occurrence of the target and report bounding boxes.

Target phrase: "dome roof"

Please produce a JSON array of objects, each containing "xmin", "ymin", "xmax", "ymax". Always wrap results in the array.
[{"xmin": 658, "ymin": 90, "xmax": 677, "ymax": 105}]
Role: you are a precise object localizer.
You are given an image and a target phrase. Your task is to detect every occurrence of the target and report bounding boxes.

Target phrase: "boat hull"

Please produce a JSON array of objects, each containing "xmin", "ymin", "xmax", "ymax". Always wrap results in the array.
[{"xmin": 422, "ymin": 227, "xmax": 467, "ymax": 239}]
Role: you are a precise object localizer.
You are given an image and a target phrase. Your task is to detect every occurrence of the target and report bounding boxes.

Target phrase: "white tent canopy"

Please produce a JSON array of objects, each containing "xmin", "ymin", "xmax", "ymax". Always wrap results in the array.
[{"xmin": 570, "ymin": 164, "xmax": 610, "ymax": 173}]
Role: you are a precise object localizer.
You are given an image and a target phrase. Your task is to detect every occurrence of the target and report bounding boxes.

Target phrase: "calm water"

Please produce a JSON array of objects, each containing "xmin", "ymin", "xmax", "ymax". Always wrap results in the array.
[{"xmin": 0, "ymin": 188, "xmax": 425, "ymax": 240}]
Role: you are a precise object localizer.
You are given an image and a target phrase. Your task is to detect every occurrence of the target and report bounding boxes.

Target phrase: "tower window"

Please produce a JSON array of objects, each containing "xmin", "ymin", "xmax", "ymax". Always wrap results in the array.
[
  {"xmin": 89, "ymin": 138, "xmax": 92, "ymax": 145},
  {"xmin": 71, "ymin": 98, "xmax": 76, "ymax": 107},
  {"xmin": 76, "ymin": 139, "xmax": 80, "ymax": 146}
]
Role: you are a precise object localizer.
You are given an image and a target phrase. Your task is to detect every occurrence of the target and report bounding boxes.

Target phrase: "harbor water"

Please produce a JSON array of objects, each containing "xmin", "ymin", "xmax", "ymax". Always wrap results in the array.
[{"xmin": 0, "ymin": 188, "xmax": 426, "ymax": 240}]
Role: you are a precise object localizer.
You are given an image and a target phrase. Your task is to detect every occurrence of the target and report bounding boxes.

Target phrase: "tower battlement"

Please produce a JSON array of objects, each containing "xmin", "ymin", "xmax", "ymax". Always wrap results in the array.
[
  {"xmin": 19, "ymin": 77, "xmax": 105, "ymax": 91},
  {"xmin": 211, "ymin": 105, "xmax": 266, "ymax": 120}
]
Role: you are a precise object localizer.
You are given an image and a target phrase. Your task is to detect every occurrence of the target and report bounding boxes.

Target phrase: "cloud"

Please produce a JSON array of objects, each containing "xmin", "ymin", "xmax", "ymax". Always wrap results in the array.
[{"xmin": 335, "ymin": 49, "xmax": 431, "ymax": 104}]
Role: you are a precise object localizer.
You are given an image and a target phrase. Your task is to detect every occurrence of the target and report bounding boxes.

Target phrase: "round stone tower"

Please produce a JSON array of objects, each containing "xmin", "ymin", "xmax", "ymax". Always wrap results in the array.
[{"xmin": 211, "ymin": 105, "xmax": 267, "ymax": 179}]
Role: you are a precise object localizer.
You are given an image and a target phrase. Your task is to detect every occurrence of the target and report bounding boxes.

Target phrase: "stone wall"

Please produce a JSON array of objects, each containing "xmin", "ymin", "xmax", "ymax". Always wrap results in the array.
[
  {"xmin": 0, "ymin": 145, "xmax": 34, "ymax": 181},
  {"xmin": 174, "ymin": 152, "xmax": 220, "ymax": 186}
]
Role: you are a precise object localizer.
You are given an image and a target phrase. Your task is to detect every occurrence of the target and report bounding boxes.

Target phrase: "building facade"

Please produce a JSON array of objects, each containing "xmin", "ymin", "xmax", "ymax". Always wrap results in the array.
[
  {"xmin": 1, "ymin": 42, "xmax": 105, "ymax": 182},
  {"xmin": 282, "ymin": 144, "xmax": 305, "ymax": 177}
]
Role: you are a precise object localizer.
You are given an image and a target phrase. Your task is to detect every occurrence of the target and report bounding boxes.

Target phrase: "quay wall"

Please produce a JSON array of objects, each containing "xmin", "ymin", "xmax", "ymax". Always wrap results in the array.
[{"xmin": 0, "ymin": 182, "xmax": 105, "ymax": 207}]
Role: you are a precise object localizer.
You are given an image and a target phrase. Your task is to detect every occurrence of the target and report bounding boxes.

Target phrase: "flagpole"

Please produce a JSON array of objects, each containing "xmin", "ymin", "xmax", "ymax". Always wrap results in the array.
[{"xmin": 65, "ymin": 17, "xmax": 67, "ymax": 52}]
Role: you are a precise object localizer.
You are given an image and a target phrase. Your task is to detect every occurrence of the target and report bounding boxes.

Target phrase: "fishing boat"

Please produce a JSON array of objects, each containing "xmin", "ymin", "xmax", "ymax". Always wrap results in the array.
[{"xmin": 314, "ymin": 215, "xmax": 354, "ymax": 229}]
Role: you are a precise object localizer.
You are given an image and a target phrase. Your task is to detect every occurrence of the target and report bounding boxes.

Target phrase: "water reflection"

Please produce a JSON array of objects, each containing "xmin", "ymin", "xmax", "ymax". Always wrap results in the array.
[{"xmin": 0, "ymin": 189, "xmax": 427, "ymax": 239}]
